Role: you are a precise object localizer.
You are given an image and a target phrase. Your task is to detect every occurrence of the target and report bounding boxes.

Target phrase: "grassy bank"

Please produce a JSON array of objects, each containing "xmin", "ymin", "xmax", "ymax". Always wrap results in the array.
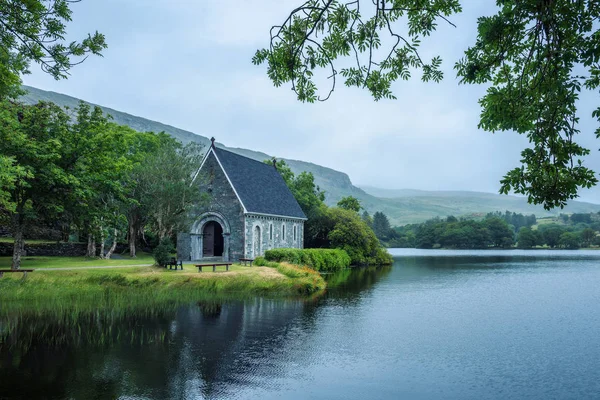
[{"xmin": 0, "ymin": 262, "xmax": 326, "ymax": 312}]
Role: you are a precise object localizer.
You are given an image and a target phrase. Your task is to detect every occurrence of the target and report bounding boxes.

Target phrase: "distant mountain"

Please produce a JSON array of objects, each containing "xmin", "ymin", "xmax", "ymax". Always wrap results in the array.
[
  {"xmin": 359, "ymin": 186, "xmax": 600, "ymax": 224},
  {"xmin": 20, "ymin": 85, "xmax": 600, "ymax": 226}
]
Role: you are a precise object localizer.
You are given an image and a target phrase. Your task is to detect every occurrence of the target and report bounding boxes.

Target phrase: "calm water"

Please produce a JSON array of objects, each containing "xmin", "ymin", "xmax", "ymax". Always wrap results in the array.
[{"xmin": 2, "ymin": 249, "xmax": 600, "ymax": 399}]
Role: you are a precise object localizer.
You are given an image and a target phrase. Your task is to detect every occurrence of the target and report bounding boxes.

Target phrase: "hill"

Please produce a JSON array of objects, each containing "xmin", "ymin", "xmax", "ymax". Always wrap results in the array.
[{"xmin": 20, "ymin": 86, "xmax": 600, "ymax": 226}]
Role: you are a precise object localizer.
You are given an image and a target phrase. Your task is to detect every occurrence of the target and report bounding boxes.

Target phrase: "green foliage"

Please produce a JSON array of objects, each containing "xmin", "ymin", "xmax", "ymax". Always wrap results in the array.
[
  {"xmin": 130, "ymin": 140, "xmax": 206, "ymax": 241},
  {"xmin": 253, "ymin": 256, "xmax": 267, "ymax": 266},
  {"xmin": 265, "ymin": 160, "xmax": 393, "ymax": 265},
  {"xmin": 537, "ymin": 224, "xmax": 566, "ymax": 248},
  {"xmin": 0, "ymin": 100, "xmax": 79, "ymax": 267},
  {"xmin": 253, "ymin": 0, "xmax": 461, "ymax": 102},
  {"xmin": 337, "ymin": 196, "xmax": 361, "ymax": 212},
  {"xmin": 265, "ymin": 158, "xmax": 328, "ymax": 247},
  {"xmin": 580, "ymin": 228, "xmax": 597, "ymax": 248},
  {"xmin": 372, "ymin": 211, "xmax": 394, "ymax": 241},
  {"xmin": 152, "ymin": 237, "xmax": 175, "ymax": 267},
  {"xmin": 455, "ymin": 1, "xmax": 600, "ymax": 209},
  {"xmin": 483, "ymin": 217, "xmax": 515, "ymax": 248},
  {"xmin": 486, "ymin": 211, "xmax": 536, "ymax": 233},
  {"xmin": 0, "ymin": 155, "xmax": 27, "ymax": 212},
  {"xmin": 559, "ymin": 232, "xmax": 581, "ymax": 250},
  {"xmin": 0, "ymin": 0, "xmax": 107, "ymax": 98},
  {"xmin": 264, "ymin": 248, "xmax": 351, "ymax": 271},
  {"xmin": 326, "ymin": 207, "xmax": 393, "ymax": 265},
  {"xmin": 258, "ymin": 1, "xmax": 600, "ymax": 208},
  {"xmin": 570, "ymin": 213, "xmax": 593, "ymax": 224},
  {"xmin": 408, "ymin": 215, "xmax": 515, "ymax": 249},
  {"xmin": 265, "ymin": 158, "xmax": 295, "ymax": 185},
  {"xmin": 267, "ymin": 159, "xmax": 326, "ymax": 213},
  {"xmin": 517, "ymin": 227, "xmax": 539, "ymax": 249},
  {"xmin": 361, "ymin": 210, "xmax": 373, "ymax": 228}
]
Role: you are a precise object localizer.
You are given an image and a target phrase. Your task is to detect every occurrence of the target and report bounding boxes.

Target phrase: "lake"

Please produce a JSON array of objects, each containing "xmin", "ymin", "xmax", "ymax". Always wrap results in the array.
[{"xmin": 1, "ymin": 249, "xmax": 600, "ymax": 399}]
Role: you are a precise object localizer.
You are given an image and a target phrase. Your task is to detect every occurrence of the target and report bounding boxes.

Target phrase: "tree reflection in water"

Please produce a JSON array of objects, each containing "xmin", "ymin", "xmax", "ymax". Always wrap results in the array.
[{"xmin": 0, "ymin": 265, "xmax": 392, "ymax": 399}]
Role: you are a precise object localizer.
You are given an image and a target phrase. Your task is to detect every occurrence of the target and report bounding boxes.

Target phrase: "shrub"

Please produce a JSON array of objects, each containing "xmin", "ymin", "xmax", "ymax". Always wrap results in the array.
[
  {"xmin": 370, "ymin": 247, "xmax": 394, "ymax": 265},
  {"xmin": 253, "ymin": 256, "xmax": 267, "ymax": 266},
  {"xmin": 153, "ymin": 237, "xmax": 175, "ymax": 266},
  {"xmin": 326, "ymin": 208, "xmax": 393, "ymax": 265},
  {"xmin": 264, "ymin": 248, "xmax": 350, "ymax": 271}
]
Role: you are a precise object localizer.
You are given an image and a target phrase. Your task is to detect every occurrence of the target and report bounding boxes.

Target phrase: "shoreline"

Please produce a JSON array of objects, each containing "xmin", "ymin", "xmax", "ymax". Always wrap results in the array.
[
  {"xmin": 386, "ymin": 247, "xmax": 600, "ymax": 251},
  {"xmin": 0, "ymin": 263, "xmax": 327, "ymax": 313}
]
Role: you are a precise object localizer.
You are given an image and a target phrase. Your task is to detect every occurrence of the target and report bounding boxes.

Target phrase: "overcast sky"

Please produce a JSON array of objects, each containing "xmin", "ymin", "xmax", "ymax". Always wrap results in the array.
[{"xmin": 22, "ymin": 0, "xmax": 600, "ymax": 203}]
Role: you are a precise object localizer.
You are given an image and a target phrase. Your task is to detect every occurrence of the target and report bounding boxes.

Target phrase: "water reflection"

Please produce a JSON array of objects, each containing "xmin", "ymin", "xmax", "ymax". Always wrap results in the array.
[{"xmin": 0, "ymin": 266, "xmax": 392, "ymax": 399}]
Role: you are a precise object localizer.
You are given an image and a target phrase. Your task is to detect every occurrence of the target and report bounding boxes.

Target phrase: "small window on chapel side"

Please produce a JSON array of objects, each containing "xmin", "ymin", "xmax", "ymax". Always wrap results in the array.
[
  {"xmin": 269, "ymin": 224, "xmax": 273, "ymax": 241},
  {"xmin": 282, "ymin": 224, "xmax": 286, "ymax": 240}
]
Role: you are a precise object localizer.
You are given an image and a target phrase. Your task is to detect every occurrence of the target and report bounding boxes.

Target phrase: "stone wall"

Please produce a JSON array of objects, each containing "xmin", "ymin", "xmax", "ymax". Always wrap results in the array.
[
  {"xmin": 0, "ymin": 242, "xmax": 87, "ymax": 257},
  {"xmin": 177, "ymin": 233, "xmax": 191, "ymax": 261},
  {"xmin": 244, "ymin": 215, "xmax": 304, "ymax": 258}
]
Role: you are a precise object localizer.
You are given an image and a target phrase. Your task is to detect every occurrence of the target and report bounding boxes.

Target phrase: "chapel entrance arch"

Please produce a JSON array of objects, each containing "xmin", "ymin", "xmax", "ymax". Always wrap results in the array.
[{"xmin": 191, "ymin": 212, "xmax": 230, "ymax": 261}]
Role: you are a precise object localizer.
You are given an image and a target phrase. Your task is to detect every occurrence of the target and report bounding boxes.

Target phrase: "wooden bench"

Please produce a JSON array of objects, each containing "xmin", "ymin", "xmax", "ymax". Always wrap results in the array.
[
  {"xmin": 239, "ymin": 258, "xmax": 255, "ymax": 266},
  {"xmin": 0, "ymin": 269, "xmax": 34, "ymax": 278},
  {"xmin": 164, "ymin": 258, "xmax": 183, "ymax": 270},
  {"xmin": 194, "ymin": 263, "xmax": 232, "ymax": 272}
]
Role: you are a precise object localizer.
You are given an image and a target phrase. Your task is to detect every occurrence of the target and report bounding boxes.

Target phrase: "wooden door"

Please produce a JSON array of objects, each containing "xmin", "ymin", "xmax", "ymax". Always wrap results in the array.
[{"xmin": 203, "ymin": 222, "xmax": 215, "ymax": 257}]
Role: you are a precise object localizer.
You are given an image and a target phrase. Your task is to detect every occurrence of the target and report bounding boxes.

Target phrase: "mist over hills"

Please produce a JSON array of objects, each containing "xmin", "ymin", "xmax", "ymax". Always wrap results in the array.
[{"xmin": 20, "ymin": 85, "xmax": 600, "ymax": 225}]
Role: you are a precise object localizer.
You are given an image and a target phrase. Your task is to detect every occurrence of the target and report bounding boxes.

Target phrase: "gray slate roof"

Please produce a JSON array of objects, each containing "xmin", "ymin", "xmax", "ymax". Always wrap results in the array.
[{"xmin": 213, "ymin": 147, "xmax": 306, "ymax": 219}]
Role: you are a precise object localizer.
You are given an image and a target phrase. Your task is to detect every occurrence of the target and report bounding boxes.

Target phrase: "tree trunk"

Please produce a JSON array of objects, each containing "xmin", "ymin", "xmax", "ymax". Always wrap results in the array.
[
  {"xmin": 128, "ymin": 215, "xmax": 138, "ymax": 258},
  {"xmin": 86, "ymin": 233, "xmax": 96, "ymax": 258},
  {"xmin": 11, "ymin": 217, "xmax": 24, "ymax": 270},
  {"xmin": 99, "ymin": 226, "xmax": 105, "ymax": 259},
  {"xmin": 105, "ymin": 228, "xmax": 118, "ymax": 259},
  {"xmin": 61, "ymin": 219, "xmax": 70, "ymax": 242}
]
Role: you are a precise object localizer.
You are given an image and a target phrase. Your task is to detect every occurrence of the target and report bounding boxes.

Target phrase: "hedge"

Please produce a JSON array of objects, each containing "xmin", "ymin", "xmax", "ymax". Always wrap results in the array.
[{"xmin": 263, "ymin": 248, "xmax": 351, "ymax": 272}]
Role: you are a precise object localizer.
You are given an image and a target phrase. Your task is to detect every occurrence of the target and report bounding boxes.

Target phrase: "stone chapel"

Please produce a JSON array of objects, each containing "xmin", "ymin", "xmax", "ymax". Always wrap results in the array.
[{"xmin": 177, "ymin": 138, "xmax": 306, "ymax": 262}]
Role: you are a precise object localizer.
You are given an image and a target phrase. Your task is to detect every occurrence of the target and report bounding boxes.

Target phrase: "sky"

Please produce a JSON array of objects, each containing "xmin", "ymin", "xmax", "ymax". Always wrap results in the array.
[{"xmin": 22, "ymin": 0, "xmax": 600, "ymax": 203}]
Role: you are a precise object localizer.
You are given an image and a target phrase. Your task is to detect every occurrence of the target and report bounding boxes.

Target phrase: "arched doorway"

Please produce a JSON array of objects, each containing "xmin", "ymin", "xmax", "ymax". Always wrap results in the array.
[
  {"xmin": 203, "ymin": 221, "xmax": 224, "ymax": 257},
  {"xmin": 253, "ymin": 225, "xmax": 261, "ymax": 257}
]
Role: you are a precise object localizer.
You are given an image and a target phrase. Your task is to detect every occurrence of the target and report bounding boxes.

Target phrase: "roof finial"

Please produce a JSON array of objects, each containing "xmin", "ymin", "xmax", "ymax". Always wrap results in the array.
[
  {"xmin": 210, "ymin": 137, "xmax": 215, "ymax": 149},
  {"xmin": 272, "ymin": 157, "xmax": 277, "ymax": 169}
]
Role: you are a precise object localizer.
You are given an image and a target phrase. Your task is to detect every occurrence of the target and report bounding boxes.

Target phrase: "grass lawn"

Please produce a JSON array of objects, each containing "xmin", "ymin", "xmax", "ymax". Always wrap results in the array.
[
  {"xmin": 0, "ymin": 253, "xmax": 155, "ymax": 269},
  {"xmin": 0, "ymin": 261, "xmax": 326, "ymax": 314}
]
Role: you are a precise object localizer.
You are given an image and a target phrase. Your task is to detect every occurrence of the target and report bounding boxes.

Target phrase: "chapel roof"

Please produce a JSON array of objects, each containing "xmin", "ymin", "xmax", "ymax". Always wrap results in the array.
[{"xmin": 211, "ymin": 146, "xmax": 307, "ymax": 220}]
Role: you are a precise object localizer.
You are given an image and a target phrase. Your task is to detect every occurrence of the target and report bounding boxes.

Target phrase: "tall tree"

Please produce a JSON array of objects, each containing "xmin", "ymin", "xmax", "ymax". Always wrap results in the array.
[
  {"xmin": 539, "ymin": 224, "xmax": 566, "ymax": 248},
  {"xmin": 580, "ymin": 227, "xmax": 596, "ymax": 248},
  {"xmin": 361, "ymin": 210, "xmax": 373, "ymax": 228},
  {"xmin": 0, "ymin": 101, "xmax": 74, "ymax": 269},
  {"xmin": 255, "ymin": 1, "xmax": 600, "ymax": 209},
  {"xmin": 372, "ymin": 211, "xmax": 392, "ymax": 240},
  {"xmin": 483, "ymin": 216, "xmax": 515, "ymax": 248},
  {"xmin": 0, "ymin": 0, "xmax": 106, "ymax": 98},
  {"xmin": 337, "ymin": 196, "xmax": 361, "ymax": 212},
  {"xmin": 517, "ymin": 227, "xmax": 538, "ymax": 249},
  {"xmin": 132, "ymin": 141, "xmax": 205, "ymax": 242},
  {"xmin": 122, "ymin": 132, "xmax": 174, "ymax": 258}
]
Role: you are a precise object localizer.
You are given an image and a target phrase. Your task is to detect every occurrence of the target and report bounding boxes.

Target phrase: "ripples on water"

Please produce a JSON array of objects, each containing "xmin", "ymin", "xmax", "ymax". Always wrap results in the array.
[{"xmin": 1, "ymin": 249, "xmax": 600, "ymax": 399}]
